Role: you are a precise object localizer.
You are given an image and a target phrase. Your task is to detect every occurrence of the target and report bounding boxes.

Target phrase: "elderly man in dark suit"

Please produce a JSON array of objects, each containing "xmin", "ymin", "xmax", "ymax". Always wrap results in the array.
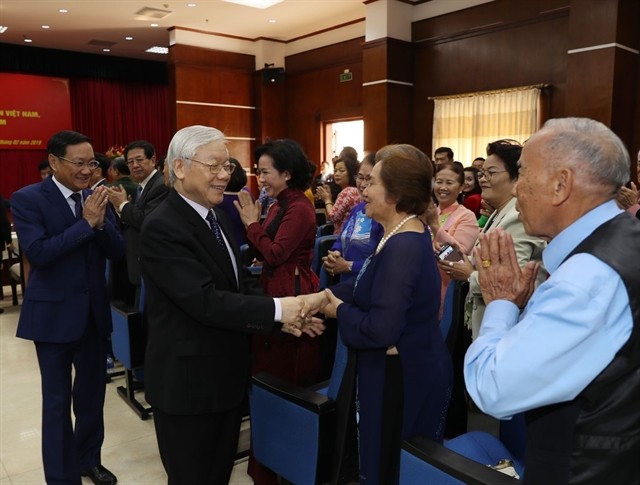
[
  {"xmin": 11, "ymin": 130, "xmax": 125, "ymax": 485},
  {"xmin": 106, "ymin": 140, "xmax": 168, "ymax": 305},
  {"xmin": 140, "ymin": 125, "xmax": 323, "ymax": 485}
]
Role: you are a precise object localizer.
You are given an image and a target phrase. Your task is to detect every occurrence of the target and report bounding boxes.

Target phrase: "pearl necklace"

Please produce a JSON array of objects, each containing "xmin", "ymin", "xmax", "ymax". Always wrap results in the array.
[{"xmin": 375, "ymin": 214, "xmax": 417, "ymax": 255}]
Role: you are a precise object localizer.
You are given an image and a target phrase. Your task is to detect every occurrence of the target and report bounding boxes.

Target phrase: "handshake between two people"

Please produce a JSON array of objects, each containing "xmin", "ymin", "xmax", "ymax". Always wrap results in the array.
[{"xmin": 278, "ymin": 289, "xmax": 343, "ymax": 338}]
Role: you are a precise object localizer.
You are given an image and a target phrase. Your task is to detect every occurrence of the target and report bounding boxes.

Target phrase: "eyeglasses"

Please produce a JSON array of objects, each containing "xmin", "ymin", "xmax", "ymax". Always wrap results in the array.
[
  {"xmin": 126, "ymin": 157, "xmax": 148, "ymax": 167},
  {"xmin": 187, "ymin": 157, "xmax": 236, "ymax": 175},
  {"xmin": 359, "ymin": 175, "xmax": 376, "ymax": 187},
  {"xmin": 58, "ymin": 156, "xmax": 99, "ymax": 170},
  {"xmin": 478, "ymin": 169, "xmax": 508, "ymax": 180}
]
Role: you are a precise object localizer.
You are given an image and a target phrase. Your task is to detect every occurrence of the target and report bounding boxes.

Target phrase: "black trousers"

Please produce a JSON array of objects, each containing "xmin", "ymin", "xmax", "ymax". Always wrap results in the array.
[{"xmin": 153, "ymin": 406, "xmax": 244, "ymax": 485}]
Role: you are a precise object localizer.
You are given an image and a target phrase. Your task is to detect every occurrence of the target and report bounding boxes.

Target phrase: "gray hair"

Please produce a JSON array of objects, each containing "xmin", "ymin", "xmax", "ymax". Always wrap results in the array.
[
  {"xmin": 166, "ymin": 125, "xmax": 227, "ymax": 186},
  {"xmin": 540, "ymin": 117, "xmax": 630, "ymax": 189}
]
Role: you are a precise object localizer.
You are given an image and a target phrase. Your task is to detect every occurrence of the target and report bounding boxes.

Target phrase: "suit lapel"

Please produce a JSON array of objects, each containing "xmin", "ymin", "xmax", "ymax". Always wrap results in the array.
[
  {"xmin": 42, "ymin": 176, "xmax": 76, "ymax": 226},
  {"xmin": 170, "ymin": 192, "xmax": 238, "ymax": 289}
]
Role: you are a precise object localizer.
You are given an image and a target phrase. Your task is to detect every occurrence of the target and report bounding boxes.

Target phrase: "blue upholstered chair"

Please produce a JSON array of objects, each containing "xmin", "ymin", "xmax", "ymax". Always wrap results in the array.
[
  {"xmin": 110, "ymin": 281, "xmax": 152, "ymax": 420},
  {"xmin": 250, "ymin": 333, "xmax": 358, "ymax": 485},
  {"xmin": 316, "ymin": 222, "xmax": 335, "ymax": 237},
  {"xmin": 399, "ymin": 414, "xmax": 526, "ymax": 484},
  {"xmin": 312, "ymin": 234, "xmax": 338, "ymax": 276}
]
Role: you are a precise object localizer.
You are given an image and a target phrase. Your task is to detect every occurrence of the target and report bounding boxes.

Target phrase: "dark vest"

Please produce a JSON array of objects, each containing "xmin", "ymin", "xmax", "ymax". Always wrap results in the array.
[{"xmin": 524, "ymin": 212, "xmax": 640, "ymax": 485}]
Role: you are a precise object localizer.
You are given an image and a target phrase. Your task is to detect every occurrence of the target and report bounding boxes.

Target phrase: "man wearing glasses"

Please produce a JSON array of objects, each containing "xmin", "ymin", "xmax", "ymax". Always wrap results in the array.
[
  {"xmin": 106, "ymin": 140, "xmax": 168, "ymax": 305},
  {"xmin": 11, "ymin": 130, "xmax": 125, "ymax": 485}
]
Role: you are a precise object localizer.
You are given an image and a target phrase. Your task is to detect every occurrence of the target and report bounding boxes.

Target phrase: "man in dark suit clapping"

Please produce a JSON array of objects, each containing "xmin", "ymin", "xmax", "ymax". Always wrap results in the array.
[
  {"xmin": 106, "ymin": 140, "xmax": 168, "ymax": 305},
  {"xmin": 140, "ymin": 125, "xmax": 323, "ymax": 485},
  {"xmin": 11, "ymin": 130, "xmax": 124, "ymax": 485}
]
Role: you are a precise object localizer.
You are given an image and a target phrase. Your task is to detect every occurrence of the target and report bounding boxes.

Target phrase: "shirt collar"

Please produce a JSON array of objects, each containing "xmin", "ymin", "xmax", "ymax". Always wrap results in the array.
[
  {"xmin": 543, "ymin": 199, "xmax": 623, "ymax": 273},
  {"xmin": 177, "ymin": 192, "xmax": 211, "ymax": 222},
  {"xmin": 52, "ymin": 175, "xmax": 81, "ymax": 200},
  {"xmin": 139, "ymin": 169, "xmax": 157, "ymax": 190}
]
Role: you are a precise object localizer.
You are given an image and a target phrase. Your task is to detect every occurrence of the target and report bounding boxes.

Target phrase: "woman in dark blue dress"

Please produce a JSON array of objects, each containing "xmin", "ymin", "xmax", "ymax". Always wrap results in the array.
[{"xmin": 303, "ymin": 144, "xmax": 452, "ymax": 485}]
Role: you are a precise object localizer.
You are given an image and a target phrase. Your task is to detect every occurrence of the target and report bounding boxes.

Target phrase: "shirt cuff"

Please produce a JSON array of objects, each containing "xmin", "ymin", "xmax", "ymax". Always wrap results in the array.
[
  {"xmin": 479, "ymin": 300, "xmax": 520, "ymax": 335},
  {"xmin": 273, "ymin": 298, "xmax": 282, "ymax": 322},
  {"xmin": 118, "ymin": 200, "xmax": 130, "ymax": 213}
]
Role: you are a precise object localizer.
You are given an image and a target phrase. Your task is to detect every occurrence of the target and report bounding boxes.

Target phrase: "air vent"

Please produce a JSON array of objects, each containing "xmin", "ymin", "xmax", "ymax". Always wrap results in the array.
[
  {"xmin": 135, "ymin": 7, "xmax": 172, "ymax": 19},
  {"xmin": 88, "ymin": 39, "xmax": 117, "ymax": 47}
]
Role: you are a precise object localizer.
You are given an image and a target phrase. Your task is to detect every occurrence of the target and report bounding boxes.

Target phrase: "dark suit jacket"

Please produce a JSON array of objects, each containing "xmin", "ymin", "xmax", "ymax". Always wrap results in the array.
[
  {"xmin": 10, "ymin": 176, "xmax": 125, "ymax": 342},
  {"xmin": 119, "ymin": 170, "xmax": 168, "ymax": 285},
  {"xmin": 140, "ymin": 190, "xmax": 277, "ymax": 415}
]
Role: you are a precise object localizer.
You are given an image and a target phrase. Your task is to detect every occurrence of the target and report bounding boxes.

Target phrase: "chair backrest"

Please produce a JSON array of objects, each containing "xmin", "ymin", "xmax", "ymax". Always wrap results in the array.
[
  {"xmin": 316, "ymin": 223, "xmax": 335, "ymax": 237},
  {"xmin": 312, "ymin": 234, "xmax": 338, "ymax": 275}
]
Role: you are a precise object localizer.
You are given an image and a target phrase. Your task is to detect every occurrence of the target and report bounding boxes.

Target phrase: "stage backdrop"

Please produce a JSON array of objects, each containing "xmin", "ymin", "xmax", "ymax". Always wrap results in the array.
[{"xmin": 0, "ymin": 73, "xmax": 72, "ymax": 150}]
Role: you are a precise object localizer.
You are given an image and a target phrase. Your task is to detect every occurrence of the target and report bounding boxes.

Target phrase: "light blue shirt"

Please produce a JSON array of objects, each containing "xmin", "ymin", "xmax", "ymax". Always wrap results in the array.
[{"xmin": 464, "ymin": 200, "xmax": 633, "ymax": 419}]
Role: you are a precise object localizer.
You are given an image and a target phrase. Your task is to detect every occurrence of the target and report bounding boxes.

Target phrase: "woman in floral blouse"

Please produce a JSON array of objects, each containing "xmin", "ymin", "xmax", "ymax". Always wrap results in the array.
[{"xmin": 316, "ymin": 156, "xmax": 361, "ymax": 234}]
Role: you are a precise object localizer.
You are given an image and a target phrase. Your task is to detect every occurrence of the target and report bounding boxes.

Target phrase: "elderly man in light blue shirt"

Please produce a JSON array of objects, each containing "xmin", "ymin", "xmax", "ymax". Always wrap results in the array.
[{"xmin": 464, "ymin": 117, "xmax": 639, "ymax": 484}]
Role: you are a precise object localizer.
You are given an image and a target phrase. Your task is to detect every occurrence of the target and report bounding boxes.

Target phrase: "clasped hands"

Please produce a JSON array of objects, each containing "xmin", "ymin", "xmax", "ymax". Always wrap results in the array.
[
  {"xmin": 279, "ymin": 289, "xmax": 343, "ymax": 337},
  {"xmin": 234, "ymin": 190, "xmax": 262, "ymax": 228},
  {"xmin": 322, "ymin": 250, "xmax": 350, "ymax": 276},
  {"xmin": 83, "ymin": 185, "xmax": 110, "ymax": 228},
  {"xmin": 474, "ymin": 228, "xmax": 539, "ymax": 308}
]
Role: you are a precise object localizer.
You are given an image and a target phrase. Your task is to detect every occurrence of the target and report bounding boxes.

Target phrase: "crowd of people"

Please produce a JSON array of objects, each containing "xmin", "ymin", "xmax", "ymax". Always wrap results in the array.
[{"xmin": 4, "ymin": 117, "xmax": 639, "ymax": 485}]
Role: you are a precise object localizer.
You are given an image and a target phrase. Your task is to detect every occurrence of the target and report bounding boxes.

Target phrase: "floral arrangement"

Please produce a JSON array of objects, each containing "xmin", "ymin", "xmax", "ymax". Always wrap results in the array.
[{"xmin": 105, "ymin": 144, "xmax": 125, "ymax": 159}]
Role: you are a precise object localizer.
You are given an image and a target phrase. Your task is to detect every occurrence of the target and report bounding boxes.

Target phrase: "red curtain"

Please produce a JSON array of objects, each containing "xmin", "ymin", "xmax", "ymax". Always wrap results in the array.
[{"xmin": 0, "ymin": 78, "xmax": 170, "ymax": 200}]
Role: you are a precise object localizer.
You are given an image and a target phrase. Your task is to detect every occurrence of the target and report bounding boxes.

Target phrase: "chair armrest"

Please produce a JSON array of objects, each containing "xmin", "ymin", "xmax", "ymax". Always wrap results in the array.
[
  {"xmin": 402, "ymin": 437, "xmax": 520, "ymax": 485},
  {"xmin": 251, "ymin": 373, "xmax": 334, "ymax": 414}
]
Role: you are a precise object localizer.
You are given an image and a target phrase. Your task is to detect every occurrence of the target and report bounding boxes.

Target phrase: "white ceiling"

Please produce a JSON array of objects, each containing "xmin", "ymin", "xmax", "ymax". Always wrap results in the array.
[{"xmin": 0, "ymin": 0, "xmax": 367, "ymax": 61}]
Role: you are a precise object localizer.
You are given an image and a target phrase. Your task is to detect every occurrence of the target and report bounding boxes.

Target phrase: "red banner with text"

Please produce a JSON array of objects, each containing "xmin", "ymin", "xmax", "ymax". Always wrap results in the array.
[{"xmin": 0, "ymin": 73, "xmax": 73, "ymax": 150}]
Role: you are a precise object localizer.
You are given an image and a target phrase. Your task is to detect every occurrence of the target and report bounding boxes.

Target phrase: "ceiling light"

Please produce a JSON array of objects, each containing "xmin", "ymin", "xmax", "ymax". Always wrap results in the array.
[
  {"xmin": 103, "ymin": 48, "xmax": 111, "ymax": 52},
  {"xmin": 42, "ymin": 25, "xmax": 50, "ymax": 29},
  {"xmin": 24, "ymin": 36, "xmax": 33, "ymax": 43},
  {"xmin": 150, "ymin": 23, "xmax": 159, "ymax": 27},
  {"xmin": 59, "ymin": 9, "xmax": 68, "ymax": 13},
  {"xmin": 222, "ymin": 0, "xmax": 283, "ymax": 9},
  {"xmin": 146, "ymin": 46, "xmax": 169, "ymax": 54},
  {"xmin": 0, "ymin": 26, "xmax": 8, "ymax": 34},
  {"xmin": 187, "ymin": 3, "xmax": 197, "ymax": 7},
  {"xmin": 268, "ymin": 19, "xmax": 276, "ymax": 23},
  {"xmin": 125, "ymin": 36, "xmax": 133, "ymax": 40}
]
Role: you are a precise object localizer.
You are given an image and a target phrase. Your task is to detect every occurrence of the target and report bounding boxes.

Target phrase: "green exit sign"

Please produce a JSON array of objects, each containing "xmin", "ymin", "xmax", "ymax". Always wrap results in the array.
[{"xmin": 340, "ymin": 72, "xmax": 353, "ymax": 82}]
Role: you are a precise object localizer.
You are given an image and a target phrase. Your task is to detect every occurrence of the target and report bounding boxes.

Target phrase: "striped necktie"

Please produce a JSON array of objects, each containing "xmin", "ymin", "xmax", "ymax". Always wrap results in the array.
[{"xmin": 206, "ymin": 210, "xmax": 234, "ymax": 270}]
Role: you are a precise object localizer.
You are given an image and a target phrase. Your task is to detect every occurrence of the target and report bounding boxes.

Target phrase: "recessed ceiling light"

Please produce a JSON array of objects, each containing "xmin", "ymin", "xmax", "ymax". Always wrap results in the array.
[
  {"xmin": 222, "ymin": 0, "xmax": 283, "ymax": 9},
  {"xmin": 268, "ymin": 19, "xmax": 276, "ymax": 23},
  {"xmin": 42, "ymin": 25, "xmax": 50, "ymax": 29},
  {"xmin": 187, "ymin": 3, "xmax": 197, "ymax": 7},
  {"xmin": 0, "ymin": 26, "xmax": 8, "ymax": 34},
  {"xmin": 24, "ymin": 36, "xmax": 33, "ymax": 43},
  {"xmin": 125, "ymin": 36, "xmax": 133, "ymax": 40},
  {"xmin": 150, "ymin": 23, "xmax": 159, "ymax": 27},
  {"xmin": 146, "ymin": 46, "xmax": 169, "ymax": 54},
  {"xmin": 59, "ymin": 9, "xmax": 68, "ymax": 13},
  {"xmin": 103, "ymin": 48, "xmax": 111, "ymax": 52}
]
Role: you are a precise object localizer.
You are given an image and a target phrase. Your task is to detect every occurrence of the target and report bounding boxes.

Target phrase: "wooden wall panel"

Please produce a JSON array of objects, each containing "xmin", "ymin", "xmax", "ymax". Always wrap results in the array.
[
  {"xmin": 285, "ymin": 38, "xmax": 364, "ymax": 166},
  {"xmin": 174, "ymin": 104, "xmax": 253, "ymax": 137},
  {"xmin": 412, "ymin": 0, "xmax": 569, "ymax": 158},
  {"xmin": 173, "ymin": 68, "xmax": 254, "ymax": 106}
]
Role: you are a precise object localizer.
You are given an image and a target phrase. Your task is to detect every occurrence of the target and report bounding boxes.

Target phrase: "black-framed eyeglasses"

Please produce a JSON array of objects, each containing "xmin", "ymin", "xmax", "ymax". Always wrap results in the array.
[
  {"xmin": 187, "ymin": 157, "xmax": 235, "ymax": 175},
  {"xmin": 58, "ymin": 156, "xmax": 99, "ymax": 170},
  {"xmin": 478, "ymin": 169, "xmax": 508, "ymax": 180}
]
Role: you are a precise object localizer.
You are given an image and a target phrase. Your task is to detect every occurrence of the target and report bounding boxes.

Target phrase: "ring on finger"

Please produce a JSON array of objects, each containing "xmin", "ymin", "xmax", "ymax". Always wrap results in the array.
[
  {"xmin": 481, "ymin": 259, "xmax": 492, "ymax": 268},
  {"xmin": 448, "ymin": 261, "xmax": 454, "ymax": 267}
]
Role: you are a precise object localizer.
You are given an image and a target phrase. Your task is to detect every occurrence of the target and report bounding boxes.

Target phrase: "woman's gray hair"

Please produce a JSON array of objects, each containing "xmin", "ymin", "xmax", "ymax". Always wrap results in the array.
[
  {"xmin": 166, "ymin": 125, "xmax": 227, "ymax": 186},
  {"xmin": 541, "ymin": 118, "xmax": 630, "ymax": 189}
]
